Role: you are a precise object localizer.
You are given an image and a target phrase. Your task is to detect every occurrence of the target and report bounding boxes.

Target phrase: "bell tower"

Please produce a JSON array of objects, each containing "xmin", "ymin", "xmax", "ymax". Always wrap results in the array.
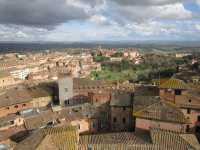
[{"xmin": 58, "ymin": 76, "xmax": 74, "ymax": 106}]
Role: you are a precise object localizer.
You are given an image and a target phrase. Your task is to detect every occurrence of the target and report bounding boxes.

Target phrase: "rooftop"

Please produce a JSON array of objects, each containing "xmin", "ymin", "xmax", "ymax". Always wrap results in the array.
[
  {"xmin": 134, "ymin": 85, "xmax": 159, "ymax": 96},
  {"xmin": 0, "ymin": 114, "xmax": 19, "ymax": 128},
  {"xmin": 159, "ymin": 78, "xmax": 188, "ymax": 90},
  {"xmin": 12, "ymin": 126, "xmax": 199, "ymax": 150},
  {"xmin": 0, "ymin": 86, "xmax": 52, "ymax": 108},
  {"xmin": 133, "ymin": 101, "xmax": 189, "ymax": 124},
  {"xmin": 79, "ymin": 144, "xmax": 175, "ymax": 150},
  {"xmin": 14, "ymin": 126, "xmax": 78, "ymax": 150},
  {"xmin": 73, "ymin": 78, "xmax": 112, "ymax": 90},
  {"xmin": 110, "ymin": 91, "xmax": 132, "ymax": 107},
  {"xmin": 151, "ymin": 128, "xmax": 199, "ymax": 150},
  {"xmin": 133, "ymin": 96, "xmax": 160, "ymax": 113},
  {"xmin": 24, "ymin": 110, "xmax": 55, "ymax": 130},
  {"xmin": 0, "ymin": 71, "xmax": 11, "ymax": 78},
  {"xmin": 24, "ymin": 108, "xmax": 85, "ymax": 130},
  {"xmin": 79, "ymin": 132, "xmax": 146, "ymax": 145},
  {"xmin": 0, "ymin": 87, "xmax": 32, "ymax": 108}
]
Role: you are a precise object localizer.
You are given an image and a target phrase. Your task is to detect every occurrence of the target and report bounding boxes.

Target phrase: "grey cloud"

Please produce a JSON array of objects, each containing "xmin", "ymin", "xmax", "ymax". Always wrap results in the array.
[
  {"xmin": 0, "ymin": 0, "xmax": 197, "ymax": 42},
  {"xmin": 0, "ymin": 24, "xmax": 50, "ymax": 41},
  {"xmin": 104, "ymin": 0, "xmax": 192, "ymax": 26},
  {"xmin": 109, "ymin": 0, "xmax": 186, "ymax": 6},
  {"xmin": 0, "ymin": 0, "xmax": 92, "ymax": 28},
  {"xmin": 0, "ymin": 0, "xmax": 192, "ymax": 29},
  {"xmin": 78, "ymin": 0, "xmax": 104, "ymax": 7}
]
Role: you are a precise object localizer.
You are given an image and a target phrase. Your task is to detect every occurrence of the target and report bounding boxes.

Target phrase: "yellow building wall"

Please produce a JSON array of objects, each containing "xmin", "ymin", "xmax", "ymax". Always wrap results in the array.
[{"xmin": 31, "ymin": 96, "xmax": 52, "ymax": 108}]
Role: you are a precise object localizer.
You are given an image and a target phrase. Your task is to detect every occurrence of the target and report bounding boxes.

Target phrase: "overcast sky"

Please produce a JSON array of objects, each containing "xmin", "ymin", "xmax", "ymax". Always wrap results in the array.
[{"xmin": 0, "ymin": 0, "xmax": 200, "ymax": 42}]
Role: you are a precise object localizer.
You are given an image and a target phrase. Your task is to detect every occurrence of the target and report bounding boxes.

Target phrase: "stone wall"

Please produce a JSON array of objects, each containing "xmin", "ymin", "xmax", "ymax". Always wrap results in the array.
[
  {"xmin": 58, "ymin": 77, "xmax": 73, "ymax": 106},
  {"xmin": 110, "ymin": 106, "xmax": 134, "ymax": 132}
]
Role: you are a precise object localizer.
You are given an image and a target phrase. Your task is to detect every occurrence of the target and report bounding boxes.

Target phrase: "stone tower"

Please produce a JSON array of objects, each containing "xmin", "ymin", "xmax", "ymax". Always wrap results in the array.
[{"xmin": 58, "ymin": 76, "xmax": 74, "ymax": 106}]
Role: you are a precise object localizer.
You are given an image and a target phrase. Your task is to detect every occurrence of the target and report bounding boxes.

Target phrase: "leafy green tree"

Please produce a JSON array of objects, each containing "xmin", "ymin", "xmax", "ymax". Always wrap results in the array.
[
  {"xmin": 111, "ymin": 52, "xmax": 123, "ymax": 57},
  {"xmin": 94, "ymin": 56, "xmax": 110, "ymax": 62}
]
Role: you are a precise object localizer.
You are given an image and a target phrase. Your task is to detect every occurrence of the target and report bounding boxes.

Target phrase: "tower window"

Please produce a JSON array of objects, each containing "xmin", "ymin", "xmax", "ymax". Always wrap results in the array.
[
  {"xmin": 113, "ymin": 117, "xmax": 117, "ymax": 123},
  {"xmin": 187, "ymin": 108, "xmax": 191, "ymax": 114},
  {"xmin": 92, "ymin": 123, "xmax": 96, "ymax": 128},
  {"xmin": 175, "ymin": 90, "xmax": 182, "ymax": 95},
  {"xmin": 67, "ymin": 100, "xmax": 70, "ymax": 105}
]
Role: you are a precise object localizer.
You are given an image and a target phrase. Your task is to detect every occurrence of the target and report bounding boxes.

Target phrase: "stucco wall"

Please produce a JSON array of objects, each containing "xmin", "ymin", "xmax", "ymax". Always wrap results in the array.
[
  {"xmin": 0, "ymin": 102, "xmax": 33, "ymax": 117},
  {"xmin": 135, "ymin": 118, "xmax": 186, "ymax": 132},
  {"xmin": 71, "ymin": 119, "xmax": 90, "ymax": 133}
]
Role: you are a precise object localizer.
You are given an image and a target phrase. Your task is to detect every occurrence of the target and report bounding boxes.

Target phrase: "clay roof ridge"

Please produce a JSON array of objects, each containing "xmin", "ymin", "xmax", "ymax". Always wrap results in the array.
[
  {"xmin": 159, "ymin": 78, "xmax": 189, "ymax": 90},
  {"xmin": 133, "ymin": 101, "xmax": 188, "ymax": 124},
  {"xmin": 133, "ymin": 100, "xmax": 161, "ymax": 116}
]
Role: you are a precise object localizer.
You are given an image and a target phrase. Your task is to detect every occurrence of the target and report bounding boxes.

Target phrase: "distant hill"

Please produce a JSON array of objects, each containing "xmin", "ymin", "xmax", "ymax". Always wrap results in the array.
[{"xmin": 0, "ymin": 41, "xmax": 200, "ymax": 53}]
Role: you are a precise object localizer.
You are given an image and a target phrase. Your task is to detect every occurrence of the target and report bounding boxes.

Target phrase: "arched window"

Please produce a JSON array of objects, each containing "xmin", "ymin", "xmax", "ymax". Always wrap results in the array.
[{"xmin": 123, "ymin": 118, "xmax": 126, "ymax": 124}]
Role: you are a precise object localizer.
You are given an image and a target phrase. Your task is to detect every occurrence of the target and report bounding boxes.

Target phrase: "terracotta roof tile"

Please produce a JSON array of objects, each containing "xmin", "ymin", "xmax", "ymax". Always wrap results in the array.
[
  {"xmin": 24, "ymin": 110, "xmax": 55, "ymax": 130},
  {"xmin": 14, "ymin": 126, "xmax": 78, "ymax": 150},
  {"xmin": 159, "ymin": 78, "xmax": 188, "ymax": 89},
  {"xmin": 150, "ymin": 128, "xmax": 199, "ymax": 150},
  {"xmin": 110, "ymin": 91, "xmax": 132, "ymax": 107},
  {"xmin": 133, "ymin": 96, "xmax": 160, "ymax": 113},
  {"xmin": 24, "ymin": 109, "xmax": 85, "ymax": 130},
  {"xmin": 133, "ymin": 101, "xmax": 188, "ymax": 124},
  {"xmin": 79, "ymin": 132, "xmax": 145, "ymax": 145},
  {"xmin": 79, "ymin": 144, "xmax": 175, "ymax": 150},
  {"xmin": 0, "ymin": 86, "xmax": 52, "ymax": 108}
]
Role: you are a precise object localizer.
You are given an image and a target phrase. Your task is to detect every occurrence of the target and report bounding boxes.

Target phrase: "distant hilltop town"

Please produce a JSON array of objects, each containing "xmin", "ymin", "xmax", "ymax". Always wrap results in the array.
[{"xmin": 0, "ymin": 48, "xmax": 199, "ymax": 150}]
